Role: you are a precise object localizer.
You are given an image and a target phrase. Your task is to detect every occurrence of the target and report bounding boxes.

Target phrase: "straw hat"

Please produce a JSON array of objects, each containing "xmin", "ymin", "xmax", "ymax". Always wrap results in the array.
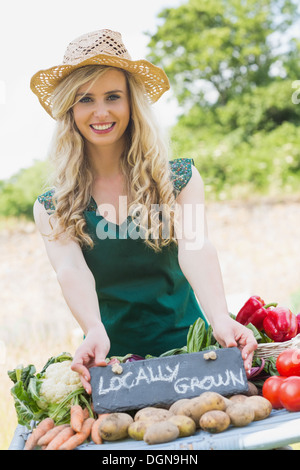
[{"xmin": 30, "ymin": 29, "xmax": 170, "ymax": 118}]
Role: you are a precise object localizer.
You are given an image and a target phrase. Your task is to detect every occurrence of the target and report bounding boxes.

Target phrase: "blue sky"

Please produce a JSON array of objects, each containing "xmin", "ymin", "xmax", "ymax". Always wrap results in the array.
[{"xmin": 0, "ymin": 0, "xmax": 183, "ymax": 179}]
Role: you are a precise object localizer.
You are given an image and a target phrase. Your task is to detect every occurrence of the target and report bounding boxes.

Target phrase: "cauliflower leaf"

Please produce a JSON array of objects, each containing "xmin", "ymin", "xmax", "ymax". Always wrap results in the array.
[{"xmin": 7, "ymin": 353, "xmax": 92, "ymax": 428}]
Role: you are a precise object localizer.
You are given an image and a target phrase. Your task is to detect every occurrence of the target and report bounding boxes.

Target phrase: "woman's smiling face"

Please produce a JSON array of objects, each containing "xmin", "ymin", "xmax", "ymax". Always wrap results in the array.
[{"xmin": 72, "ymin": 68, "xmax": 131, "ymax": 153}]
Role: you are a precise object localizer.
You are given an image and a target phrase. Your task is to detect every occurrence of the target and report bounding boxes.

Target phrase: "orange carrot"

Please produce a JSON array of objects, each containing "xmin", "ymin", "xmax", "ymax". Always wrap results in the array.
[
  {"xmin": 45, "ymin": 426, "xmax": 75, "ymax": 450},
  {"xmin": 82, "ymin": 407, "xmax": 90, "ymax": 419},
  {"xmin": 37, "ymin": 424, "xmax": 69, "ymax": 447},
  {"xmin": 91, "ymin": 414, "xmax": 109, "ymax": 445},
  {"xmin": 70, "ymin": 404, "xmax": 84, "ymax": 432},
  {"xmin": 91, "ymin": 423, "xmax": 103, "ymax": 445},
  {"xmin": 59, "ymin": 417, "xmax": 95, "ymax": 450},
  {"xmin": 24, "ymin": 418, "xmax": 55, "ymax": 450}
]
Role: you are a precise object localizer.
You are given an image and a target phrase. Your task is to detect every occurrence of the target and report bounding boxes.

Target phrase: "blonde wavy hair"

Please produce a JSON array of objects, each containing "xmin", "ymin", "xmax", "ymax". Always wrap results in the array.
[{"xmin": 46, "ymin": 64, "xmax": 178, "ymax": 252}]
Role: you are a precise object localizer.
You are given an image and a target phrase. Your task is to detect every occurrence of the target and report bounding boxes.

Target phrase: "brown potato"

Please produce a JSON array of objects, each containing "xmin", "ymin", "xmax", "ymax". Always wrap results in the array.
[
  {"xmin": 222, "ymin": 396, "xmax": 233, "ymax": 408},
  {"xmin": 167, "ymin": 415, "xmax": 196, "ymax": 437},
  {"xmin": 98, "ymin": 413, "xmax": 133, "ymax": 441},
  {"xmin": 143, "ymin": 421, "xmax": 179, "ymax": 445},
  {"xmin": 174, "ymin": 392, "xmax": 227, "ymax": 426},
  {"xmin": 169, "ymin": 398, "xmax": 190, "ymax": 415},
  {"xmin": 226, "ymin": 403, "xmax": 255, "ymax": 427},
  {"xmin": 246, "ymin": 396, "xmax": 272, "ymax": 421},
  {"xmin": 229, "ymin": 394, "xmax": 248, "ymax": 404},
  {"xmin": 199, "ymin": 410, "xmax": 230, "ymax": 433},
  {"xmin": 245, "ymin": 381, "xmax": 259, "ymax": 396},
  {"xmin": 128, "ymin": 420, "xmax": 151, "ymax": 440},
  {"xmin": 134, "ymin": 407, "xmax": 173, "ymax": 422}
]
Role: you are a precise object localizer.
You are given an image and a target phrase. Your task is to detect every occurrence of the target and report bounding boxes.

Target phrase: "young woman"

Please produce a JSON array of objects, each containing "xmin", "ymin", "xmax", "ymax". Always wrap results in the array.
[{"xmin": 31, "ymin": 29, "xmax": 257, "ymax": 393}]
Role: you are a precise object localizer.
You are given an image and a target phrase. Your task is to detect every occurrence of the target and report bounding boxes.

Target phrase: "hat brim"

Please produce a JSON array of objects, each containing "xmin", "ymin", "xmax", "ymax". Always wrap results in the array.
[{"xmin": 30, "ymin": 54, "xmax": 170, "ymax": 118}]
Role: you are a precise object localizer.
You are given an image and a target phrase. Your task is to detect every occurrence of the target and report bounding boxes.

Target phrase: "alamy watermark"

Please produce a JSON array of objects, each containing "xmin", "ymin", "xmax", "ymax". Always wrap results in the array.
[
  {"xmin": 291, "ymin": 80, "xmax": 300, "ymax": 104},
  {"xmin": 94, "ymin": 196, "xmax": 205, "ymax": 250}
]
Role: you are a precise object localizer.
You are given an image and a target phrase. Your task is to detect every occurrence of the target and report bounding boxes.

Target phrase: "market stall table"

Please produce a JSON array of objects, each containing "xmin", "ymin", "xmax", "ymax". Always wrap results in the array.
[{"xmin": 9, "ymin": 409, "xmax": 300, "ymax": 450}]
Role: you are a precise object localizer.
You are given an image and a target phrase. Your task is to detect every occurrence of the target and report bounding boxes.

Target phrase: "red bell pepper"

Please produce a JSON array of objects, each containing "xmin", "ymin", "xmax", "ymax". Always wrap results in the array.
[
  {"xmin": 236, "ymin": 295, "xmax": 275, "ymax": 330},
  {"xmin": 262, "ymin": 307, "xmax": 298, "ymax": 342},
  {"xmin": 296, "ymin": 313, "xmax": 300, "ymax": 334}
]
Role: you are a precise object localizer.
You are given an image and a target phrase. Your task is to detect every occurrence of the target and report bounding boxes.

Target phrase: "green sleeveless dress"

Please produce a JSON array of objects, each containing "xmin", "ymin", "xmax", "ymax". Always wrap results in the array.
[{"xmin": 37, "ymin": 158, "xmax": 208, "ymax": 357}]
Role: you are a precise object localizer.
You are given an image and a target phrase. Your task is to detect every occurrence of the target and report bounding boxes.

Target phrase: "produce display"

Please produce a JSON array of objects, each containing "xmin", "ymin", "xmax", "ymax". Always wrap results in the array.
[
  {"xmin": 18, "ymin": 390, "xmax": 273, "ymax": 450},
  {"xmin": 7, "ymin": 295, "xmax": 300, "ymax": 450},
  {"xmin": 236, "ymin": 295, "xmax": 299, "ymax": 342},
  {"xmin": 236, "ymin": 295, "xmax": 276, "ymax": 330},
  {"xmin": 7, "ymin": 352, "xmax": 93, "ymax": 428},
  {"xmin": 262, "ymin": 349, "xmax": 300, "ymax": 412}
]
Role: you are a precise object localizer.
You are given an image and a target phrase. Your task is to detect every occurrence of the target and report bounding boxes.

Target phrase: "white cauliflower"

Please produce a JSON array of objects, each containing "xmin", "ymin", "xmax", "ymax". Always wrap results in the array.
[{"xmin": 39, "ymin": 360, "xmax": 82, "ymax": 404}]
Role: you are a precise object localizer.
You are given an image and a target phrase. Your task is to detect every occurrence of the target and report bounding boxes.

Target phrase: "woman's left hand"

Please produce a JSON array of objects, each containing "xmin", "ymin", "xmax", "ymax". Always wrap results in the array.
[{"xmin": 212, "ymin": 316, "xmax": 257, "ymax": 376}]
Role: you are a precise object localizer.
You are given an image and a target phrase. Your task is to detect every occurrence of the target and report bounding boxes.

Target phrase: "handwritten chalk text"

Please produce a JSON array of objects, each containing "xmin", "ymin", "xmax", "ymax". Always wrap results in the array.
[
  {"xmin": 97, "ymin": 362, "xmax": 246, "ymax": 397},
  {"xmin": 98, "ymin": 363, "xmax": 180, "ymax": 396},
  {"xmin": 174, "ymin": 369, "xmax": 245, "ymax": 394}
]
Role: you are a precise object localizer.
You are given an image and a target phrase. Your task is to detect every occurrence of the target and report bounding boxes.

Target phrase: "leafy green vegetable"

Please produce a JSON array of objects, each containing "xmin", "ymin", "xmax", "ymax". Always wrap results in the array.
[
  {"xmin": 7, "ymin": 352, "xmax": 92, "ymax": 429},
  {"xmin": 186, "ymin": 318, "xmax": 221, "ymax": 353},
  {"xmin": 157, "ymin": 317, "xmax": 220, "ymax": 358},
  {"xmin": 187, "ymin": 317, "xmax": 206, "ymax": 353},
  {"xmin": 245, "ymin": 322, "xmax": 273, "ymax": 344},
  {"xmin": 7, "ymin": 364, "xmax": 36, "ymax": 387},
  {"xmin": 159, "ymin": 346, "xmax": 188, "ymax": 357},
  {"xmin": 9, "ymin": 378, "xmax": 45, "ymax": 426}
]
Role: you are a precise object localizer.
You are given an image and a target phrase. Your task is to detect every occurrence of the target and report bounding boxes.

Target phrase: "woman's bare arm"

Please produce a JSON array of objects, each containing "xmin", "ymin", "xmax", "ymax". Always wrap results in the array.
[
  {"xmin": 175, "ymin": 166, "xmax": 257, "ymax": 373},
  {"xmin": 33, "ymin": 199, "xmax": 110, "ymax": 391}
]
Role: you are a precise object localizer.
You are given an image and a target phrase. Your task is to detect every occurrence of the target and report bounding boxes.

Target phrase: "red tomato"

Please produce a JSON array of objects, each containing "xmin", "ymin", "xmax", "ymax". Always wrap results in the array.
[
  {"xmin": 262, "ymin": 376, "xmax": 286, "ymax": 408},
  {"xmin": 278, "ymin": 376, "xmax": 300, "ymax": 411},
  {"xmin": 276, "ymin": 349, "xmax": 300, "ymax": 377}
]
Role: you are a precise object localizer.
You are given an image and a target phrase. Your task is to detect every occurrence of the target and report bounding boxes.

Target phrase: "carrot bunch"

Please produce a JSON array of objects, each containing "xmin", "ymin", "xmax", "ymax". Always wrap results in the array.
[{"xmin": 24, "ymin": 406, "xmax": 109, "ymax": 450}]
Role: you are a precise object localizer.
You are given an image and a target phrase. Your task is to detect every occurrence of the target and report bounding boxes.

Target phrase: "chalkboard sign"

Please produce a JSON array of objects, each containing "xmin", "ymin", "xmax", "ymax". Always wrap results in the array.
[{"xmin": 90, "ymin": 347, "xmax": 248, "ymax": 414}]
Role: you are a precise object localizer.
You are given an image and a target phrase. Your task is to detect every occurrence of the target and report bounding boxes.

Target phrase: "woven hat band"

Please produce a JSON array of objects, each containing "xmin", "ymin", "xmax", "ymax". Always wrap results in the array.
[{"xmin": 62, "ymin": 29, "xmax": 132, "ymax": 65}]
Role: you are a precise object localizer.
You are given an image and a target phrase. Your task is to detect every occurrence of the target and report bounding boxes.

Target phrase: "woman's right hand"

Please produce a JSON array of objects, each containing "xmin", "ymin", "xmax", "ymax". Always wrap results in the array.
[{"xmin": 71, "ymin": 322, "xmax": 110, "ymax": 394}]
